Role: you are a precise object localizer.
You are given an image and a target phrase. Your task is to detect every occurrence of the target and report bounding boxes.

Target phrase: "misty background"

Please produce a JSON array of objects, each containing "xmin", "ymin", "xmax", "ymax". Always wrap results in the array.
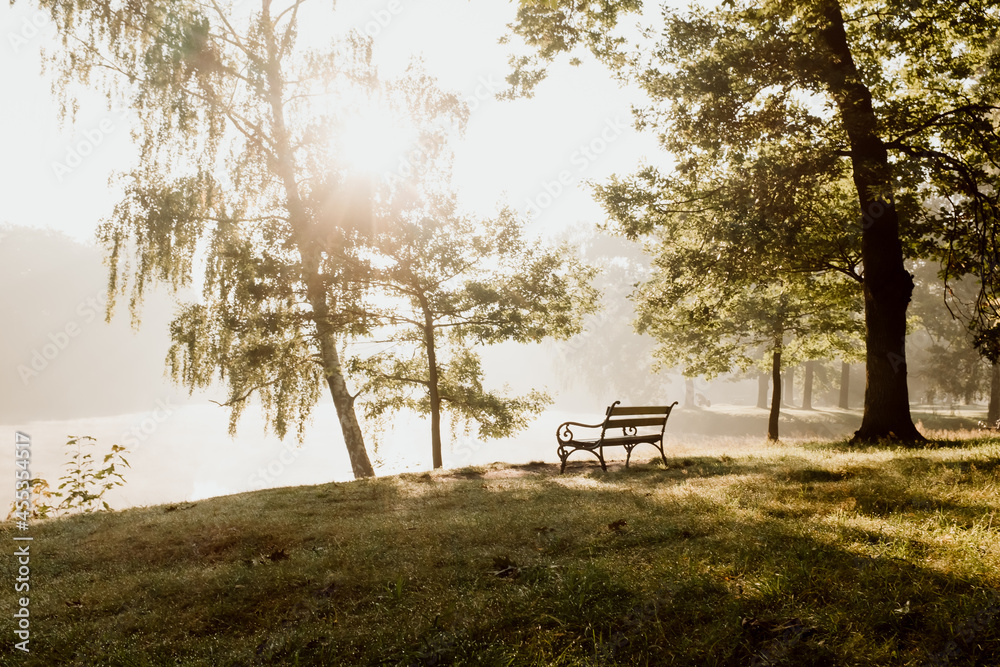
[
  {"xmin": 3, "ymin": 222, "xmax": 988, "ymax": 512},
  {"xmin": 2, "ymin": 0, "xmax": 993, "ymax": 513}
]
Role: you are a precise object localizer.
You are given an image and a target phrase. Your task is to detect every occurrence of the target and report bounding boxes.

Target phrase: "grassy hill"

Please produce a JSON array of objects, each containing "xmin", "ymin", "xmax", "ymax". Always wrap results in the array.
[{"xmin": 4, "ymin": 431, "xmax": 1000, "ymax": 665}]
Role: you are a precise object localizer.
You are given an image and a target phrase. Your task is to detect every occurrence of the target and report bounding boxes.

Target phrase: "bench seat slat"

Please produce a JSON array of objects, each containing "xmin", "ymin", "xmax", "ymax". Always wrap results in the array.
[
  {"xmin": 602, "ymin": 434, "xmax": 663, "ymax": 445},
  {"xmin": 564, "ymin": 434, "xmax": 662, "ymax": 447},
  {"xmin": 608, "ymin": 405, "xmax": 673, "ymax": 416},
  {"xmin": 605, "ymin": 417, "xmax": 669, "ymax": 429}
]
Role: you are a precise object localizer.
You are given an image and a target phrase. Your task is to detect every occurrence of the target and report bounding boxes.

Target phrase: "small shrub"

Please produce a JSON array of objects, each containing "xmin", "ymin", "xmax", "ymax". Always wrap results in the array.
[{"xmin": 6, "ymin": 435, "xmax": 129, "ymax": 520}]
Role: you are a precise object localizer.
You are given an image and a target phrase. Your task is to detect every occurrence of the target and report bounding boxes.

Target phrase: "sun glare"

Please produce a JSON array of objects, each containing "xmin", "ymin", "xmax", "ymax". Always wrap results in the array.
[{"xmin": 335, "ymin": 105, "xmax": 418, "ymax": 178}]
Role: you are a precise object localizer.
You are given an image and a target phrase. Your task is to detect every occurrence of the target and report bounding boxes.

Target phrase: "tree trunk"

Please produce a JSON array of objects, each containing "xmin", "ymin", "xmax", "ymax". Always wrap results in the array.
[
  {"xmin": 839, "ymin": 361, "xmax": 851, "ymax": 409},
  {"xmin": 423, "ymin": 311, "xmax": 444, "ymax": 469},
  {"xmin": 260, "ymin": 15, "xmax": 375, "ymax": 477},
  {"xmin": 316, "ymin": 328, "xmax": 375, "ymax": 478},
  {"xmin": 757, "ymin": 372, "xmax": 769, "ymax": 409},
  {"xmin": 816, "ymin": 0, "xmax": 922, "ymax": 442},
  {"xmin": 684, "ymin": 377, "xmax": 695, "ymax": 409},
  {"xmin": 964, "ymin": 362, "xmax": 980, "ymax": 406},
  {"xmin": 783, "ymin": 367, "xmax": 794, "ymax": 407},
  {"xmin": 802, "ymin": 360, "xmax": 816, "ymax": 410},
  {"xmin": 989, "ymin": 362, "xmax": 1000, "ymax": 426},
  {"xmin": 768, "ymin": 343, "xmax": 782, "ymax": 441}
]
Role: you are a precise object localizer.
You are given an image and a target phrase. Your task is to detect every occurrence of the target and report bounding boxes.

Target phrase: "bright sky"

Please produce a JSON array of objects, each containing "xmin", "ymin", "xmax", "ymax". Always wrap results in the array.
[{"xmin": 0, "ymin": 0, "xmax": 662, "ymax": 245}]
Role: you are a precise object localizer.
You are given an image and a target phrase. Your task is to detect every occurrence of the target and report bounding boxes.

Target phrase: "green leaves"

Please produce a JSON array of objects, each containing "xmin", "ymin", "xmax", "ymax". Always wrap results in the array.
[
  {"xmin": 505, "ymin": 0, "xmax": 642, "ymax": 98},
  {"xmin": 594, "ymin": 102, "xmax": 865, "ymax": 380},
  {"xmin": 347, "ymin": 205, "xmax": 597, "ymax": 455},
  {"xmin": 511, "ymin": 0, "xmax": 1000, "ymax": 393},
  {"xmin": 351, "ymin": 343, "xmax": 551, "ymax": 441},
  {"xmin": 18, "ymin": 436, "xmax": 132, "ymax": 518}
]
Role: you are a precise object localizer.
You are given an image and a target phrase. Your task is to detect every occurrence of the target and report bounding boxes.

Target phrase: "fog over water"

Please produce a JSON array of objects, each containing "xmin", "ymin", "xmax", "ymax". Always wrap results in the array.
[{"xmin": 0, "ymin": 228, "xmax": 751, "ymax": 510}]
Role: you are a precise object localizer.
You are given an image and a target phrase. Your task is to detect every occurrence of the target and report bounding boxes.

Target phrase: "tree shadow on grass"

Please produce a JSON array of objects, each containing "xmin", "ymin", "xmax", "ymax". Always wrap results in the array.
[
  {"xmin": 392, "ymin": 480, "xmax": 1000, "ymax": 666},
  {"xmin": 13, "ymin": 447, "xmax": 1000, "ymax": 667},
  {"xmin": 564, "ymin": 453, "xmax": 846, "ymax": 484},
  {"xmin": 566, "ymin": 452, "xmax": 999, "ymax": 534}
]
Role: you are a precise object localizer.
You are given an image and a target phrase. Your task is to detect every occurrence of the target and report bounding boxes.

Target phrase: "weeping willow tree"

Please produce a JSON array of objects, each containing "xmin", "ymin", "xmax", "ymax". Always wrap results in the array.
[{"xmin": 30, "ymin": 0, "xmax": 465, "ymax": 478}]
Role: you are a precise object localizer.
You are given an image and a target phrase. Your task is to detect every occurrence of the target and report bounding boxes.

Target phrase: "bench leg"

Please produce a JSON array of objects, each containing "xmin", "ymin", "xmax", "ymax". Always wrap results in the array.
[
  {"xmin": 598, "ymin": 448, "xmax": 607, "ymax": 472},
  {"xmin": 624, "ymin": 445, "xmax": 633, "ymax": 468},
  {"xmin": 657, "ymin": 441, "xmax": 668, "ymax": 467}
]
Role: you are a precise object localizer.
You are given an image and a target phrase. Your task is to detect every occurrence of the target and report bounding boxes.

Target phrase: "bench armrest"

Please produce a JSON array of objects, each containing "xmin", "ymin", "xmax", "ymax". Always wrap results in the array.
[{"xmin": 556, "ymin": 420, "xmax": 604, "ymax": 445}]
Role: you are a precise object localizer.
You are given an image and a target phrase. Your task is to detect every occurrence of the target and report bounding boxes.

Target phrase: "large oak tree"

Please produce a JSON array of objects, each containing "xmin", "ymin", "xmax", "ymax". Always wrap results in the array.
[{"xmin": 507, "ymin": 0, "xmax": 1000, "ymax": 441}]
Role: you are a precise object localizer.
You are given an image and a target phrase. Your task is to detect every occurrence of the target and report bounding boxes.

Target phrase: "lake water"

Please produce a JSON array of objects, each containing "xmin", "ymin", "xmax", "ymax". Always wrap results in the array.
[
  {"xmin": 3, "ymin": 397, "xmax": 872, "ymax": 513},
  {"xmin": 2, "ymin": 403, "xmax": 596, "ymax": 511}
]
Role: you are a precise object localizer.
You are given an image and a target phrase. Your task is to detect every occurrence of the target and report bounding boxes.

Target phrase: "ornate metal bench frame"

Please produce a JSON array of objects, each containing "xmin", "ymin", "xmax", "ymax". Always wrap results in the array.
[{"xmin": 556, "ymin": 400, "xmax": 679, "ymax": 473}]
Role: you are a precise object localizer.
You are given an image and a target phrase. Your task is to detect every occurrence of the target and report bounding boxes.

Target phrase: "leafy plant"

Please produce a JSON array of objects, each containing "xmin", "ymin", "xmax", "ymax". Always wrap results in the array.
[
  {"xmin": 7, "ymin": 478, "xmax": 58, "ymax": 521},
  {"xmin": 349, "ymin": 209, "xmax": 598, "ymax": 468},
  {"xmin": 6, "ymin": 435, "xmax": 129, "ymax": 520},
  {"xmin": 56, "ymin": 435, "xmax": 130, "ymax": 514}
]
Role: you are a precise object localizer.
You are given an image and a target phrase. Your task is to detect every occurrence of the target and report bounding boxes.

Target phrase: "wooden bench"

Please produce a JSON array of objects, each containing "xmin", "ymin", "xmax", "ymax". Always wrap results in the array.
[{"xmin": 556, "ymin": 401, "xmax": 679, "ymax": 473}]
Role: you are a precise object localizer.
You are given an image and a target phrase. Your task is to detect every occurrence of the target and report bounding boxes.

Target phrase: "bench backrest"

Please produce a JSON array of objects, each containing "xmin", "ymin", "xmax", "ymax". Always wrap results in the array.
[{"xmin": 601, "ymin": 401, "xmax": 678, "ymax": 438}]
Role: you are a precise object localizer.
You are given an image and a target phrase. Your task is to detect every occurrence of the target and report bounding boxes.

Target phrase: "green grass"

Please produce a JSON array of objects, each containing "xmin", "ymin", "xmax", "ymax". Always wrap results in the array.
[{"xmin": 4, "ymin": 431, "xmax": 1000, "ymax": 665}]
